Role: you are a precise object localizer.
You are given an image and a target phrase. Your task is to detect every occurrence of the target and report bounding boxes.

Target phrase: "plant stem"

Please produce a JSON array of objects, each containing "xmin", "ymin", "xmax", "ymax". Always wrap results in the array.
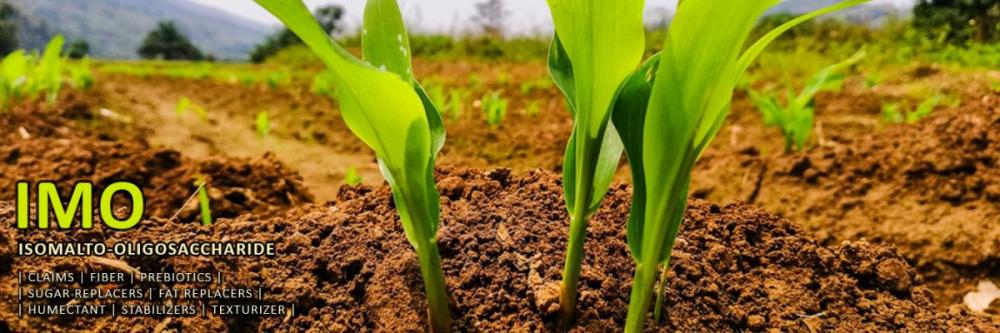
[
  {"xmin": 558, "ymin": 131, "xmax": 599, "ymax": 330},
  {"xmin": 652, "ymin": 263, "xmax": 669, "ymax": 322},
  {"xmin": 558, "ymin": 206, "xmax": 591, "ymax": 330},
  {"xmin": 416, "ymin": 242, "xmax": 452, "ymax": 333},
  {"xmin": 625, "ymin": 260, "xmax": 660, "ymax": 333}
]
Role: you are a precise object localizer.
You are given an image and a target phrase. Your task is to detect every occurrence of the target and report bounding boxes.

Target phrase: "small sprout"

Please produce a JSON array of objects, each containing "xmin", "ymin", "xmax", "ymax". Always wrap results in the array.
[
  {"xmin": 69, "ymin": 58, "xmax": 94, "ymax": 90},
  {"xmin": 481, "ymin": 91, "xmax": 507, "ymax": 127},
  {"xmin": 175, "ymin": 96, "xmax": 208, "ymax": 121},
  {"xmin": 447, "ymin": 89, "xmax": 467, "ymax": 120},
  {"xmin": 525, "ymin": 100, "xmax": 541, "ymax": 117},
  {"xmin": 865, "ymin": 72, "xmax": 882, "ymax": 89},
  {"xmin": 907, "ymin": 95, "xmax": 943, "ymax": 124},
  {"xmin": 882, "ymin": 102, "xmax": 904, "ymax": 123},
  {"xmin": 749, "ymin": 50, "xmax": 865, "ymax": 151},
  {"xmin": 882, "ymin": 95, "xmax": 944, "ymax": 124},
  {"xmin": 344, "ymin": 167, "xmax": 363, "ymax": 185},
  {"xmin": 175, "ymin": 97, "xmax": 191, "ymax": 116},
  {"xmin": 256, "ymin": 111, "xmax": 270, "ymax": 138},
  {"xmin": 195, "ymin": 177, "xmax": 212, "ymax": 227}
]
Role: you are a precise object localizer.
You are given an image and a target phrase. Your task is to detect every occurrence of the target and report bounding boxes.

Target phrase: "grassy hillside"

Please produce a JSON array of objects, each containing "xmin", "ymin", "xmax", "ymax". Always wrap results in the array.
[{"xmin": 7, "ymin": 0, "xmax": 272, "ymax": 60}]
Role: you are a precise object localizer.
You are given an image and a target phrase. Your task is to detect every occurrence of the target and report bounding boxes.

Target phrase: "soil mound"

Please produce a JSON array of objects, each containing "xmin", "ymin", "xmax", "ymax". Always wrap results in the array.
[
  {"xmin": 0, "ymin": 100, "xmax": 313, "ymax": 221},
  {"xmin": 694, "ymin": 95, "xmax": 1000, "ymax": 311},
  {"xmin": 2, "ymin": 168, "xmax": 994, "ymax": 332}
]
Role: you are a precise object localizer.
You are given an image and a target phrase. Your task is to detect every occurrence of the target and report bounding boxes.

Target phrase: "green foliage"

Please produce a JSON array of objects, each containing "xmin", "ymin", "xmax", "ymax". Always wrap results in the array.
[
  {"xmin": 343, "ymin": 167, "xmax": 363, "ymax": 185},
  {"xmin": 0, "ymin": 34, "xmax": 87, "ymax": 109},
  {"xmin": 66, "ymin": 39, "xmax": 90, "ymax": 59},
  {"xmin": 0, "ymin": 2, "xmax": 18, "ymax": 56},
  {"xmin": 68, "ymin": 58, "xmax": 93, "ymax": 90},
  {"xmin": 914, "ymin": 0, "xmax": 999, "ymax": 43},
  {"xmin": 255, "ymin": 0, "xmax": 451, "ymax": 331},
  {"xmin": 256, "ymin": 111, "xmax": 270, "ymax": 138},
  {"xmin": 883, "ymin": 95, "xmax": 944, "ymax": 124},
  {"xmin": 266, "ymin": 70, "xmax": 289, "ymax": 89},
  {"xmin": 481, "ymin": 91, "xmax": 507, "ymax": 127},
  {"xmin": 608, "ymin": 1, "xmax": 867, "ymax": 331},
  {"xmin": 138, "ymin": 21, "xmax": 204, "ymax": 60},
  {"xmin": 750, "ymin": 50, "xmax": 865, "ymax": 151}
]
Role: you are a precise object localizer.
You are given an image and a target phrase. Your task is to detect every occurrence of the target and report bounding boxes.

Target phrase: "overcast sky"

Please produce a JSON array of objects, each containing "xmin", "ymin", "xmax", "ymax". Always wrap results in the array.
[{"xmin": 191, "ymin": 0, "xmax": 916, "ymax": 35}]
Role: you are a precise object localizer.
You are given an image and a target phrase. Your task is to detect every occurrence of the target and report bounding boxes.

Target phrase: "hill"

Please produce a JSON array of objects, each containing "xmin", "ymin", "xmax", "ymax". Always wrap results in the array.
[{"xmin": 6, "ymin": 0, "xmax": 272, "ymax": 60}]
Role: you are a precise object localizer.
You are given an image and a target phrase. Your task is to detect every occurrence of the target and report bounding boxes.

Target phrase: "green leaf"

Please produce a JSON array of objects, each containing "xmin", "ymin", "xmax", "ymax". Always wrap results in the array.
[
  {"xmin": 256, "ymin": 0, "xmax": 438, "ymax": 245},
  {"xmin": 611, "ymin": 54, "xmax": 660, "ymax": 261},
  {"xmin": 256, "ymin": 0, "xmax": 429, "ymax": 172},
  {"xmin": 548, "ymin": 35, "xmax": 576, "ymax": 112},
  {"xmin": 546, "ymin": 0, "xmax": 644, "ymax": 216},
  {"xmin": 363, "ymin": 0, "xmax": 413, "ymax": 82}
]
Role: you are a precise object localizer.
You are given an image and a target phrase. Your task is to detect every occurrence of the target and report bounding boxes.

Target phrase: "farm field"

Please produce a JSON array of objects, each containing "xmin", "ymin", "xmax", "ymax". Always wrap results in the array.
[{"xmin": 1, "ymin": 0, "xmax": 1000, "ymax": 332}]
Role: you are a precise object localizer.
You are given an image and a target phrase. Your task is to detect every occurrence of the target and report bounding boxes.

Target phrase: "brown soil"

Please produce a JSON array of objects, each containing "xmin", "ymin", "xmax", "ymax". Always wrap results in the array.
[
  {"xmin": 693, "ymin": 92, "xmax": 1000, "ymax": 314},
  {"xmin": 1, "ymin": 169, "xmax": 996, "ymax": 332},
  {"xmin": 0, "ymin": 98, "xmax": 313, "ymax": 222}
]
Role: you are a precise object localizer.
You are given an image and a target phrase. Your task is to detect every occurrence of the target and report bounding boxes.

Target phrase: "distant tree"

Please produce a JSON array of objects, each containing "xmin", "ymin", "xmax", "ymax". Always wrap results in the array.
[
  {"xmin": 914, "ymin": 0, "xmax": 1000, "ymax": 43},
  {"xmin": 66, "ymin": 39, "xmax": 89, "ymax": 59},
  {"xmin": 0, "ymin": 2, "xmax": 18, "ymax": 55},
  {"xmin": 138, "ymin": 21, "xmax": 204, "ymax": 60},
  {"xmin": 250, "ymin": 5, "xmax": 344, "ymax": 63},
  {"xmin": 472, "ymin": 0, "xmax": 507, "ymax": 37}
]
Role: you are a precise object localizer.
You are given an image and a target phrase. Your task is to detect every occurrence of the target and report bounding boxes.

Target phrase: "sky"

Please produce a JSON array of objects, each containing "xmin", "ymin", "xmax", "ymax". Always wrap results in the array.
[{"xmin": 191, "ymin": 0, "xmax": 917, "ymax": 36}]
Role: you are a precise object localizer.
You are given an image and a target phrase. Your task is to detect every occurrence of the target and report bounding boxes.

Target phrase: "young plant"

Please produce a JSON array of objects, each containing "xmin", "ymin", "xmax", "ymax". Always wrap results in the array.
[
  {"xmin": 69, "ymin": 58, "xmax": 94, "ymax": 90},
  {"xmin": 344, "ymin": 167, "xmax": 363, "ymax": 186},
  {"xmin": 749, "ymin": 50, "xmax": 866, "ymax": 151},
  {"xmin": 255, "ymin": 1, "xmax": 451, "ymax": 332},
  {"xmin": 33, "ymin": 35, "xmax": 66, "ymax": 104},
  {"xmin": 447, "ymin": 89, "xmax": 467, "ymax": 120},
  {"xmin": 195, "ymin": 177, "xmax": 213, "ymax": 227},
  {"xmin": 481, "ymin": 90, "xmax": 507, "ymax": 127},
  {"xmin": 545, "ymin": 0, "xmax": 645, "ymax": 326},
  {"xmin": 256, "ymin": 111, "xmax": 270, "ymax": 138},
  {"xmin": 609, "ymin": 1, "xmax": 867, "ymax": 331},
  {"xmin": 883, "ymin": 95, "xmax": 944, "ymax": 124}
]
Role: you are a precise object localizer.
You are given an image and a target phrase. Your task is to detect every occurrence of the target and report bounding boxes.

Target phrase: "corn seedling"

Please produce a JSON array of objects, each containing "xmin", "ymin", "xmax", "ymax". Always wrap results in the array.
[
  {"xmin": 310, "ymin": 70, "xmax": 336, "ymax": 97},
  {"xmin": 545, "ymin": 0, "xmax": 644, "ymax": 326},
  {"xmin": 865, "ymin": 72, "xmax": 882, "ymax": 89},
  {"xmin": 175, "ymin": 96, "xmax": 209, "ymax": 121},
  {"xmin": 427, "ymin": 85, "xmax": 447, "ymax": 109},
  {"xmin": 605, "ymin": 1, "xmax": 866, "ymax": 331},
  {"xmin": 447, "ymin": 89, "xmax": 467, "ymax": 120},
  {"xmin": 69, "ymin": 58, "xmax": 94, "ymax": 90},
  {"xmin": 256, "ymin": 111, "xmax": 270, "ymax": 138},
  {"xmin": 255, "ymin": 0, "xmax": 451, "ymax": 331},
  {"xmin": 344, "ymin": 167, "xmax": 363, "ymax": 186},
  {"xmin": 34, "ymin": 35, "xmax": 66, "ymax": 104},
  {"xmin": 481, "ymin": 91, "xmax": 507, "ymax": 127},
  {"xmin": 0, "ymin": 35, "xmax": 78, "ymax": 110},
  {"xmin": 526, "ymin": 100, "xmax": 541, "ymax": 117},
  {"xmin": 749, "ymin": 50, "xmax": 865, "ymax": 151},
  {"xmin": 266, "ymin": 70, "xmax": 289, "ymax": 89},
  {"xmin": 175, "ymin": 97, "xmax": 191, "ymax": 117},
  {"xmin": 195, "ymin": 177, "xmax": 213, "ymax": 227},
  {"xmin": 882, "ymin": 95, "xmax": 944, "ymax": 124}
]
